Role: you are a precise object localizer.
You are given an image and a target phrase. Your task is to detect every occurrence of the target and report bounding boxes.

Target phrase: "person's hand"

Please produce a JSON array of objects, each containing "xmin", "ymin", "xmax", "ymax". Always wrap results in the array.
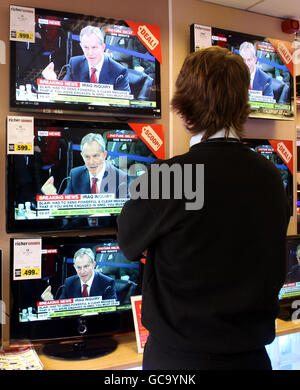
[
  {"xmin": 41, "ymin": 285, "xmax": 54, "ymax": 301},
  {"xmin": 41, "ymin": 176, "xmax": 57, "ymax": 195},
  {"xmin": 42, "ymin": 62, "xmax": 58, "ymax": 80}
]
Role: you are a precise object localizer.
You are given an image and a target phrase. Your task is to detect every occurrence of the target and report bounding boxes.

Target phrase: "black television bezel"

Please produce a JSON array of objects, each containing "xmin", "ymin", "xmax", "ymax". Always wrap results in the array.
[
  {"xmin": 6, "ymin": 118, "xmax": 157, "ymax": 234},
  {"xmin": 10, "ymin": 234, "xmax": 142, "ymax": 342},
  {"xmin": 10, "ymin": 7, "xmax": 161, "ymax": 120},
  {"xmin": 190, "ymin": 24, "xmax": 295, "ymax": 121},
  {"xmin": 243, "ymin": 137, "xmax": 294, "ymax": 216}
]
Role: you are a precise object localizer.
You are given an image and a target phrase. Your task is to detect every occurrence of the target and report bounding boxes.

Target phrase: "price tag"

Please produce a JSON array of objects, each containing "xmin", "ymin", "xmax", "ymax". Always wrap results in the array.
[
  {"xmin": 14, "ymin": 144, "xmax": 33, "ymax": 152},
  {"xmin": 15, "ymin": 32, "xmax": 34, "ymax": 41},
  {"xmin": 7, "ymin": 116, "xmax": 34, "ymax": 155},
  {"xmin": 10, "ymin": 5, "xmax": 35, "ymax": 43},
  {"xmin": 13, "ymin": 238, "xmax": 41, "ymax": 280},
  {"xmin": 21, "ymin": 268, "xmax": 40, "ymax": 278},
  {"xmin": 193, "ymin": 24, "xmax": 212, "ymax": 51}
]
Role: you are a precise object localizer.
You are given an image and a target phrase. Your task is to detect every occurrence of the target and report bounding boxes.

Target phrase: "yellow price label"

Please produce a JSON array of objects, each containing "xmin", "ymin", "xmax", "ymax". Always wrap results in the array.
[
  {"xmin": 21, "ymin": 268, "xmax": 40, "ymax": 277},
  {"xmin": 16, "ymin": 31, "xmax": 34, "ymax": 41},
  {"xmin": 14, "ymin": 143, "xmax": 32, "ymax": 152}
]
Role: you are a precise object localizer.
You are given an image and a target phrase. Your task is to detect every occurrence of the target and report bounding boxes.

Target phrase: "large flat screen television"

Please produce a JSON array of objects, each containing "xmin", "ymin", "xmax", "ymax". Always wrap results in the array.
[
  {"xmin": 10, "ymin": 7, "xmax": 161, "ymax": 119},
  {"xmin": 190, "ymin": 24, "xmax": 294, "ymax": 120},
  {"xmin": 10, "ymin": 235, "xmax": 142, "ymax": 358},
  {"xmin": 278, "ymin": 235, "xmax": 300, "ymax": 320},
  {"xmin": 243, "ymin": 138, "xmax": 293, "ymax": 216},
  {"xmin": 6, "ymin": 119, "xmax": 160, "ymax": 233}
]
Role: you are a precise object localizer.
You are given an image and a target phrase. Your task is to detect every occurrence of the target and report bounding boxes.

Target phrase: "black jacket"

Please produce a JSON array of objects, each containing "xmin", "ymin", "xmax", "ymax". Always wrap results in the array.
[{"xmin": 117, "ymin": 139, "xmax": 290, "ymax": 354}]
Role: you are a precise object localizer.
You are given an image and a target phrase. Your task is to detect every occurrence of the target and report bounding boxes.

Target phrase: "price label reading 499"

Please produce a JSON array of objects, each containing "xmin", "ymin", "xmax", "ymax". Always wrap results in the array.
[
  {"xmin": 21, "ymin": 268, "xmax": 40, "ymax": 278},
  {"xmin": 15, "ymin": 144, "xmax": 32, "ymax": 152}
]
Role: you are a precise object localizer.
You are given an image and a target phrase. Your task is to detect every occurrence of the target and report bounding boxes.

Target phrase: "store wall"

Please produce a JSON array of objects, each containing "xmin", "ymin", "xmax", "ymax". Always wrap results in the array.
[{"xmin": 0, "ymin": 0, "xmax": 297, "ymax": 345}]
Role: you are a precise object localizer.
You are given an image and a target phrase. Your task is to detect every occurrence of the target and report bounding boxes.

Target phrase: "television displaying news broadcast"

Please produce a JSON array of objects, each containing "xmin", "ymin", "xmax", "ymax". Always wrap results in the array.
[
  {"xmin": 190, "ymin": 24, "xmax": 294, "ymax": 120},
  {"xmin": 279, "ymin": 236, "xmax": 300, "ymax": 301},
  {"xmin": 11, "ymin": 237, "xmax": 140, "ymax": 323},
  {"xmin": 243, "ymin": 138, "xmax": 293, "ymax": 215},
  {"xmin": 10, "ymin": 8, "xmax": 161, "ymax": 118},
  {"xmin": 6, "ymin": 120, "xmax": 158, "ymax": 233}
]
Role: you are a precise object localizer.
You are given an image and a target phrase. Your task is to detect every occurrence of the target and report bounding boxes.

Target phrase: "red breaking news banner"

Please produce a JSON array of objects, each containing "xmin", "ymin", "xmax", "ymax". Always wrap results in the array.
[
  {"xmin": 126, "ymin": 20, "xmax": 162, "ymax": 64},
  {"xmin": 267, "ymin": 38, "xmax": 295, "ymax": 77},
  {"xmin": 129, "ymin": 123, "xmax": 165, "ymax": 159},
  {"xmin": 268, "ymin": 139, "xmax": 293, "ymax": 174}
]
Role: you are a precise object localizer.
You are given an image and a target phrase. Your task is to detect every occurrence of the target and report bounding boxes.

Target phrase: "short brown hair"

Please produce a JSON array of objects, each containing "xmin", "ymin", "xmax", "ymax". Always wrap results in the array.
[{"xmin": 171, "ymin": 46, "xmax": 250, "ymax": 140}]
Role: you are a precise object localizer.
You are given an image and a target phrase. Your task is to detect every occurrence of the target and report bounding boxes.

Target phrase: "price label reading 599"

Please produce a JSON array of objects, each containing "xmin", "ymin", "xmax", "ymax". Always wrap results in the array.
[
  {"xmin": 16, "ymin": 31, "xmax": 34, "ymax": 41},
  {"xmin": 15, "ymin": 144, "xmax": 32, "ymax": 152}
]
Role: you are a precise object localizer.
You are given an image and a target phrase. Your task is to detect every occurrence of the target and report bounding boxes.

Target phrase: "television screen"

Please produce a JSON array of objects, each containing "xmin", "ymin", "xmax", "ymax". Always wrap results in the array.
[
  {"xmin": 190, "ymin": 24, "xmax": 294, "ymax": 120},
  {"xmin": 10, "ymin": 235, "xmax": 142, "ymax": 357},
  {"xmin": 6, "ymin": 119, "xmax": 162, "ymax": 233},
  {"xmin": 10, "ymin": 7, "xmax": 161, "ymax": 119},
  {"xmin": 278, "ymin": 235, "xmax": 300, "ymax": 320},
  {"xmin": 243, "ymin": 138, "xmax": 293, "ymax": 216}
]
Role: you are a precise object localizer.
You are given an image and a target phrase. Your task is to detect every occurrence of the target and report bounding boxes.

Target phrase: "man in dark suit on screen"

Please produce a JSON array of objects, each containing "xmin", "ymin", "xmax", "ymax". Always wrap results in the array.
[
  {"xmin": 41, "ymin": 132, "xmax": 129, "ymax": 198},
  {"xmin": 41, "ymin": 248, "xmax": 117, "ymax": 301},
  {"xmin": 239, "ymin": 41, "xmax": 274, "ymax": 97},
  {"xmin": 42, "ymin": 25, "xmax": 131, "ymax": 93}
]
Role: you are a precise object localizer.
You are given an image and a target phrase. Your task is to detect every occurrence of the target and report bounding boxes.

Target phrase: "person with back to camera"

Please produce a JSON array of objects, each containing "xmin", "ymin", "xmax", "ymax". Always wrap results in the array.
[
  {"xmin": 41, "ymin": 248, "xmax": 117, "ymax": 301},
  {"xmin": 239, "ymin": 41, "xmax": 274, "ymax": 97},
  {"xmin": 41, "ymin": 132, "xmax": 129, "ymax": 198},
  {"xmin": 42, "ymin": 25, "xmax": 131, "ymax": 93},
  {"xmin": 117, "ymin": 46, "xmax": 290, "ymax": 370}
]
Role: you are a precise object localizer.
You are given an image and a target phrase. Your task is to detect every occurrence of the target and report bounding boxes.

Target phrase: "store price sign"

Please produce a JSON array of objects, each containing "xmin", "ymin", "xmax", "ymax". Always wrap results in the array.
[
  {"xmin": 10, "ymin": 5, "xmax": 35, "ymax": 43},
  {"xmin": 7, "ymin": 116, "xmax": 34, "ymax": 155},
  {"xmin": 13, "ymin": 238, "xmax": 42, "ymax": 281}
]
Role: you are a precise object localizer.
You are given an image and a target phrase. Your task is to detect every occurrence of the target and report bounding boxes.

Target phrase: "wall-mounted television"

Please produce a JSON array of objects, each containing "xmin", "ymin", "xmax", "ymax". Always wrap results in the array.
[
  {"xmin": 243, "ymin": 138, "xmax": 293, "ymax": 216},
  {"xmin": 190, "ymin": 24, "xmax": 294, "ymax": 120},
  {"xmin": 6, "ymin": 119, "xmax": 161, "ymax": 233},
  {"xmin": 10, "ymin": 7, "xmax": 161, "ymax": 119},
  {"xmin": 10, "ymin": 235, "xmax": 142, "ymax": 359},
  {"xmin": 278, "ymin": 235, "xmax": 300, "ymax": 320}
]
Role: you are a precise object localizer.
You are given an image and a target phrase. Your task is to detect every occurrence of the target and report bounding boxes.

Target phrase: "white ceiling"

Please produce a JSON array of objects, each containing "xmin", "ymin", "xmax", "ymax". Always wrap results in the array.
[{"xmin": 200, "ymin": 0, "xmax": 300, "ymax": 21}]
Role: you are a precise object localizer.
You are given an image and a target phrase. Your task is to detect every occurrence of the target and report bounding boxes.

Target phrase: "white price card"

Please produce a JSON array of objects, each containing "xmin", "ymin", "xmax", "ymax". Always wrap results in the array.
[
  {"xmin": 7, "ymin": 116, "xmax": 34, "ymax": 155},
  {"xmin": 10, "ymin": 5, "xmax": 35, "ymax": 43},
  {"xmin": 193, "ymin": 24, "xmax": 212, "ymax": 51},
  {"xmin": 13, "ymin": 238, "xmax": 42, "ymax": 280}
]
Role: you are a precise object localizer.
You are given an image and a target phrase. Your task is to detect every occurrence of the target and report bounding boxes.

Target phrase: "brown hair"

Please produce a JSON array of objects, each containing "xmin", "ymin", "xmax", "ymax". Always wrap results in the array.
[{"xmin": 171, "ymin": 46, "xmax": 250, "ymax": 141}]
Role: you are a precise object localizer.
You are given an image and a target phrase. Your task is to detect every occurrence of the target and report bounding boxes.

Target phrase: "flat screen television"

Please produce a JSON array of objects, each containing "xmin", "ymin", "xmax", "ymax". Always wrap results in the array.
[
  {"xmin": 10, "ymin": 7, "xmax": 161, "ymax": 119},
  {"xmin": 10, "ymin": 235, "xmax": 142, "ymax": 358},
  {"xmin": 243, "ymin": 138, "xmax": 293, "ymax": 216},
  {"xmin": 6, "ymin": 119, "xmax": 159, "ymax": 233},
  {"xmin": 190, "ymin": 24, "xmax": 294, "ymax": 120},
  {"xmin": 278, "ymin": 235, "xmax": 300, "ymax": 321}
]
